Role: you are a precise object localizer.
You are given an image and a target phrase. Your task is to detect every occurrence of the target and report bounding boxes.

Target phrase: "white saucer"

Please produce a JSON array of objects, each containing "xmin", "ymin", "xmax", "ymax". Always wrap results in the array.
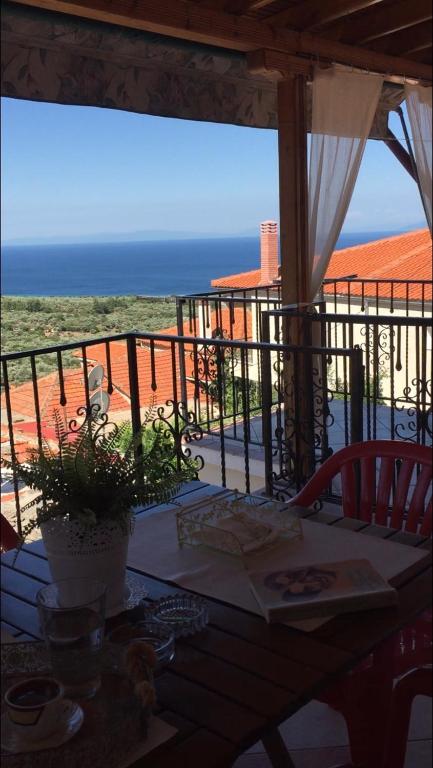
[{"xmin": 1, "ymin": 700, "xmax": 84, "ymax": 754}]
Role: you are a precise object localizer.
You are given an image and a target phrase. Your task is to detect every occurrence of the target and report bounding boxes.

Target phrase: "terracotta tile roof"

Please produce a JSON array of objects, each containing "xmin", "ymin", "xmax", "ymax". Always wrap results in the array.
[
  {"xmin": 73, "ymin": 307, "xmax": 252, "ymax": 412},
  {"xmin": 80, "ymin": 342, "xmax": 197, "ymax": 411},
  {"xmin": 212, "ymin": 269, "xmax": 262, "ymax": 290},
  {"xmin": 211, "ymin": 229, "xmax": 432, "ymax": 300},
  {"xmin": 1, "ymin": 367, "xmax": 131, "ymax": 427},
  {"xmin": 2, "ymin": 303, "xmax": 252, "ymax": 428},
  {"xmin": 1, "ymin": 423, "xmax": 41, "ymax": 463},
  {"xmin": 324, "ymin": 229, "xmax": 432, "ymax": 300}
]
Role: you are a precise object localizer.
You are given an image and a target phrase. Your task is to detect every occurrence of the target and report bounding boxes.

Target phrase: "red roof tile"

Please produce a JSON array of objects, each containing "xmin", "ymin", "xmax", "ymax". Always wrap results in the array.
[
  {"xmin": 1, "ymin": 367, "xmax": 130, "ymax": 427},
  {"xmin": 211, "ymin": 229, "xmax": 432, "ymax": 300},
  {"xmin": 212, "ymin": 269, "xmax": 262, "ymax": 290}
]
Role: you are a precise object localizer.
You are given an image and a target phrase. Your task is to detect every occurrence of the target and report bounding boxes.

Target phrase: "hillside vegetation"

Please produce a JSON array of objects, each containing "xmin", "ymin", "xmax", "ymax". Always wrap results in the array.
[{"xmin": 1, "ymin": 296, "xmax": 177, "ymax": 385}]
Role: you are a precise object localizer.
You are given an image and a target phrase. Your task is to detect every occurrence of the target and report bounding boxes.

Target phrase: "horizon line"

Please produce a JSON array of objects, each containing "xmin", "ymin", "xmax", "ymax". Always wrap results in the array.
[{"xmin": 2, "ymin": 225, "xmax": 425, "ymax": 248}]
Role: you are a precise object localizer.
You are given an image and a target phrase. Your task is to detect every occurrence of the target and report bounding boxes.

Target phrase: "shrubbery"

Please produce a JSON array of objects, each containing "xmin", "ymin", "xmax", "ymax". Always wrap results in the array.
[{"xmin": 1, "ymin": 296, "xmax": 177, "ymax": 384}]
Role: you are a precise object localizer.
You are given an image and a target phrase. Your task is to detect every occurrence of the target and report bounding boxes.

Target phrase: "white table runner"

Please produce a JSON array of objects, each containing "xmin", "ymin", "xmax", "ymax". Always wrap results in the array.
[{"xmin": 128, "ymin": 499, "xmax": 427, "ymax": 631}]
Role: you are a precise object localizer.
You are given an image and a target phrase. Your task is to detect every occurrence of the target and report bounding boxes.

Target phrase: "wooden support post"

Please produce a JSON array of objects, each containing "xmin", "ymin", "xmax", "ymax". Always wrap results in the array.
[
  {"xmin": 277, "ymin": 75, "xmax": 315, "ymax": 486},
  {"xmin": 278, "ymin": 75, "xmax": 309, "ymax": 307}
]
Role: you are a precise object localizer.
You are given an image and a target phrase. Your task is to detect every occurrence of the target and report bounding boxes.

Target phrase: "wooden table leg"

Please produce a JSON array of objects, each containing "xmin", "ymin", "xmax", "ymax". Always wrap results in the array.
[{"xmin": 262, "ymin": 728, "xmax": 297, "ymax": 768}]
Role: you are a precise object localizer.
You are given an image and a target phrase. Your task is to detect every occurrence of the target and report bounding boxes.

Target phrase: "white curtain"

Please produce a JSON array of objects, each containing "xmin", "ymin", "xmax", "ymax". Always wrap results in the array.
[
  {"xmin": 405, "ymin": 84, "xmax": 432, "ymax": 233},
  {"xmin": 309, "ymin": 66, "xmax": 384, "ymax": 299}
]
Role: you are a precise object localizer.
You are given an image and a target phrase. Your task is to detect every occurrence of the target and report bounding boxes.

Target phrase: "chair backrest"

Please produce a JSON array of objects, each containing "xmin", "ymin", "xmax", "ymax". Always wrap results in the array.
[
  {"xmin": 289, "ymin": 440, "xmax": 432, "ymax": 535},
  {"xmin": 0, "ymin": 514, "xmax": 21, "ymax": 552}
]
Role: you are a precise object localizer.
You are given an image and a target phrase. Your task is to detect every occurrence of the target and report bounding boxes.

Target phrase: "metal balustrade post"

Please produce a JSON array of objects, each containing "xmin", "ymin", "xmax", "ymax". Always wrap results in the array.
[
  {"xmin": 126, "ymin": 335, "xmax": 143, "ymax": 460},
  {"xmin": 2, "ymin": 360, "xmax": 23, "ymax": 537},
  {"xmin": 350, "ymin": 348, "xmax": 364, "ymax": 445},
  {"xmin": 176, "ymin": 298, "xmax": 188, "ymax": 416},
  {"xmin": 260, "ymin": 313, "xmax": 274, "ymax": 496}
]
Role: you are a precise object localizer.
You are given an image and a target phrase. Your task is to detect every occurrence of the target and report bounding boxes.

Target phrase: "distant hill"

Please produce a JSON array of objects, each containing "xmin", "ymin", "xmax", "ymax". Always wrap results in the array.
[
  {"xmin": 2, "ymin": 222, "xmax": 426, "ymax": 248},
  {"xmin": 2, "ymin": 229, "xmax": 258, "ymax": 246}
]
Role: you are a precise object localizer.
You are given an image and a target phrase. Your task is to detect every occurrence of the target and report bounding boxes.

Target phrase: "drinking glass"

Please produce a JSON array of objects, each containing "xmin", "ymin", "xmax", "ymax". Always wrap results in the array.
[
  {"xmin": 37, "ymin": 578, "xmax": 106, "ymax": 699},
  {"xmin": 108, "ymin": 619, "xmax": 175, "ymax": 673}
]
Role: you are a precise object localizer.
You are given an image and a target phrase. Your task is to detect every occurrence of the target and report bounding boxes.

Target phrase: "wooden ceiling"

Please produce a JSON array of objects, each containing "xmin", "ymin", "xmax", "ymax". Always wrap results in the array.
[
  {"xmin": 206, "ymin": 1, "xmax": 432, "ymax": 63},
  {"xmin": 8, "ymin": 0, "xmax": 433, "ymax": 81}
]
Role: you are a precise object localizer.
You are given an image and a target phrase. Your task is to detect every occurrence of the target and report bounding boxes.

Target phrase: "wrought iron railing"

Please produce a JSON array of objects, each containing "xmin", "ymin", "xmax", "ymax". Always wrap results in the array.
[
  {"xmin": 1, "ymin": 331, "xmax": 364, "ymax": 532},
  {"xmin": 1, "ymin": 279, "xmax": 431, "ymax": 533},
  {"xmin": 263, "ymin": 307, "xmax": 432, "ymax": 448},
  {"xmin": 180, "ymin": 278, "xmax": 431, "ymax": 342},
  {"xmin": 179, "ymin": 278, "xmax": 432, "ymax": 448},
  {"xmin": 320, "ymin": 277, "xmax": 431, "ymax": 317}
]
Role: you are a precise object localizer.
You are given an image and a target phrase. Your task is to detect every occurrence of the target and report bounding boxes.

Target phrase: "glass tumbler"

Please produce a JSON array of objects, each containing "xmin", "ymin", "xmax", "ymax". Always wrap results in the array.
[
  {"xmin": 37, "ymin": 578, "xmax": 106, "ymax": 699},
  {"xmin": 108, "ymin": 619, "xmax": 175, "ymax": 674}
]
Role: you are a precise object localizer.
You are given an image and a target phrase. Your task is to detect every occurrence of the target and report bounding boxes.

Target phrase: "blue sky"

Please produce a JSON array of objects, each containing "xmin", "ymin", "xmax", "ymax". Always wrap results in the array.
[{"xmin": 1, "ymin": 97, "xmax": 426, "ymax": 244}]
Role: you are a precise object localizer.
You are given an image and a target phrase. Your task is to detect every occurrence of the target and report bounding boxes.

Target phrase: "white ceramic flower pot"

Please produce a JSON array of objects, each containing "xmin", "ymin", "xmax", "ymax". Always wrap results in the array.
[{"xmin": 40, "ymin": 516, "xmax": 132, "ymax": 617}]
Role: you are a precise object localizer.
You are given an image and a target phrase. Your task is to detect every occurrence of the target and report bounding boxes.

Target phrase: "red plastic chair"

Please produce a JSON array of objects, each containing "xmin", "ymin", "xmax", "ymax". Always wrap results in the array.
[
  {"xmin": 288, "ymin": 440, "xmax": 432, "ymax": 768},
  {"xmin": 288, "ymin": 440, "xmax": 432, "ymax": 533},
  {"xmin": 383, "ymin": 665, "xmax": 432, "ymax": 768},
  {"xmin": 0, "ymin": 513, "xmax": 21, "ymax": 552}
]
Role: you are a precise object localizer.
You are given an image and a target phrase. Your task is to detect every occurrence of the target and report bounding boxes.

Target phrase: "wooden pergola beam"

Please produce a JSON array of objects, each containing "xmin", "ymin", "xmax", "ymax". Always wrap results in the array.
[
  {"xmin": 384, "ymin": 128, "xmax": 417, "ymax": 181},
  {"xmin": 201, "ymin": 0, "xmax": 276, "ymax": 12},
  {"xmin": 247, "ymin": 49, "xmax": 314, "ymax": 78},
  {"xmin": 368, "ymin": 22, "xmax": 433, "ymax": 57},
  {"xmin": 266, "ymin": 0, "xmax": 383, "ymax": 32},
  {"xmin": 235, "ymin": 0, "xmax": 279, "ymax": 12},
  {"xmin": 330, "ymin": 0, "xmax": 432, "ymax": 45},
  {"xmin": 246, "ymin": 48, "xmax": 424, "ymax": 88},
  {"xmin": 408, "ymin": 48, "xmax": 432, "ymax": 64},
  {"xmin": 8, "ymin": 0, "xmax": 432, "ymax": 82}
]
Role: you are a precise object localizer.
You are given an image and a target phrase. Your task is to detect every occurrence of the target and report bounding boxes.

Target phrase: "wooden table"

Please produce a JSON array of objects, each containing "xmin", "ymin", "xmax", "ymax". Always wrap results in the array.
[{"xmin": 1, "ymin": 481, "xmax": 432, "ymax": 768}]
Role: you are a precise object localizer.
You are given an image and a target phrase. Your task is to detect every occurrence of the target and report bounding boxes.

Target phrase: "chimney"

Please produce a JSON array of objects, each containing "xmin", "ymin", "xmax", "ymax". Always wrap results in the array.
[{"xmin": 259, "ymin": 221, "xmax": 279, "ymax": 285}]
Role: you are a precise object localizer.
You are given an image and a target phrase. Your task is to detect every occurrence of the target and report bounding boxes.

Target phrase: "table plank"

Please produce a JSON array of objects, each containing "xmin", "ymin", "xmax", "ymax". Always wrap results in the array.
[
  {"xmin": 170, "ymin": 644, "xmax": 293, "ymax": 718},
  {"xmin": 184, "ymin": 626, "xmax": 320, "ymax": 694},
  {"xmin": 307, "ymin": 510, "xmax": 343, "ymax": 525},
  {"xmin": 333, "ymin": 518, "xmax": 369, "ymax": 532},
  {"xmin": 0, "ymin": 593, "xmax": 41, "ymax": 638},
  {"xmin": 148, "ymin": 727, "xmax": 236, "ymax": 768},
  {"xmin": 1, "ymin": 621, "xmax": 21, "ymax": 637},
  {"xmin": 359, "ymin": 524, "xmax": 395, "ymax": 539},
  {"xmin": 1, "ymin": 549, "xmax": 51, "ymax": 582},
  {"xmin": 1, "ymin": 564, "xmax": 46, "ymax": 604},
  {"xmin": 313, "ymin": 562, "xmax": 432, "ymax": 653},
  {"xmin": 129, "ymin": 568, "xmax": 353, "ymax": 673},
  {"xmin": 156, "ymin": 671, "xmax": 265, "ymax": 745},
  {"xmin": 388, "ymin": 530, "xmax": 429, "ymax": 547}
]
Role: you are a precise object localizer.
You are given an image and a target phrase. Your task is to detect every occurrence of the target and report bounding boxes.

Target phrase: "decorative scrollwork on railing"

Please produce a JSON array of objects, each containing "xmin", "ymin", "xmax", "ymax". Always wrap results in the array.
[
  {"xmin": 268, "ymin": 351, "xmax": 335, "ymax": 499},
  {"xmin": 153, "ymin": 399, "xmax": 204, "ymax": 477},
  {"xmin": 66, "ymin": 404, "xmax": 122, "ymax": 448},
  {"xmin": 394, "ymin": 378, "xmax": 432, "ymax": 444},
  {"xmin": 358, "ymin": 324, "xmax": 393, "ymax": 403},
  {"xmin": 191, "ymin": 331, "xmax": 241, "ymax": 421}
]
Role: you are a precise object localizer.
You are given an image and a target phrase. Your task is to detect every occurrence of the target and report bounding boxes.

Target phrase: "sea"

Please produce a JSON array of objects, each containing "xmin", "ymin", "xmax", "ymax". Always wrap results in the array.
[{"xmin": 1, "ymin": 231, "xmax": 400, "ymax": 297}]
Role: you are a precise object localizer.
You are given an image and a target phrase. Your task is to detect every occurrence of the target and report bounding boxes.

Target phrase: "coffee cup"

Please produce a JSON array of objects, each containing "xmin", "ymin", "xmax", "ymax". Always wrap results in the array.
[{"xmin": 4, "ymin": 677, "xmax": 69, "ymax": 742}]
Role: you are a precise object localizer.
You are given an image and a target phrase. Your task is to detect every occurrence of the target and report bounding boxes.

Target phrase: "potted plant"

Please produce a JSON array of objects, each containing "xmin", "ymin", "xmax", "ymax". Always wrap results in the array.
[{"xmin": 3, "ymin": 406, "xmax": 197, "ymax": 616}]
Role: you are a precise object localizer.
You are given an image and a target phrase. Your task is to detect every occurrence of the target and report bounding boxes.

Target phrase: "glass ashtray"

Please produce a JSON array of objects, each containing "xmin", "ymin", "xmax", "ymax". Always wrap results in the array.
[
  {"xmin": 141, "ymin": 594, "xmax": 209, "ymax": 638},
  {"xmin": 107, "ymin": 619, "xmax": 175, "ymax": 670}
]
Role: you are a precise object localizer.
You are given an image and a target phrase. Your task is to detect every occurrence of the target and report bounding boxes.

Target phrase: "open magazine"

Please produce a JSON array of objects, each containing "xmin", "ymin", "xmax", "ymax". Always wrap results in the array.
[{"xmin": 249, "ymin": 558, "xmax": 398, "ymax": 623}]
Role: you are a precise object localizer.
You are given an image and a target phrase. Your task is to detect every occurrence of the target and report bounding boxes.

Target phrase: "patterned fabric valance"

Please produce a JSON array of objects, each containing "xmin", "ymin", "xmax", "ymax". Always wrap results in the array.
[{"xmin": 1, "ymin": 2, "xmax": 403, "ymax": 138}]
